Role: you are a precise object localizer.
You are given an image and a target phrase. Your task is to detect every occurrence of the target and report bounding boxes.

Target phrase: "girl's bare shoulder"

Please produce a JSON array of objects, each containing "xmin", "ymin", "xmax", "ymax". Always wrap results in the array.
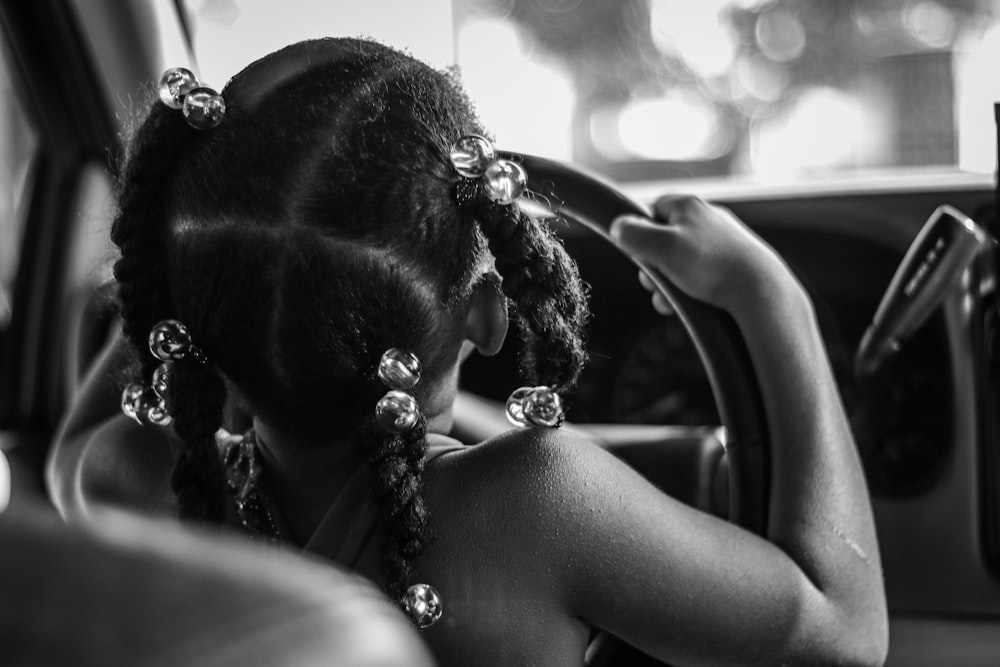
[
  {"xmin": 431, "ymin": 427, "xmax": 617, "ymax": 501},
  {"xmin": 424, "ymin": 427, "xmax": 650, "ymax": 557}
]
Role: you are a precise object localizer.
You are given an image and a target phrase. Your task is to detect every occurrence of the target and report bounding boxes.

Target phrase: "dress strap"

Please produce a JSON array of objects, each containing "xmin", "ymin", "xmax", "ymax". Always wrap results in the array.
[
  {"xmin": 302, "ymin": 464, "xmax": 378, "ymax": 567},
  {"xmin": 219, "ymin": 429, "xmax": 470, "ymax": 567},
  {"xmin": 302, "ymin": 441, "xmax": 468, "ymax": 567}
]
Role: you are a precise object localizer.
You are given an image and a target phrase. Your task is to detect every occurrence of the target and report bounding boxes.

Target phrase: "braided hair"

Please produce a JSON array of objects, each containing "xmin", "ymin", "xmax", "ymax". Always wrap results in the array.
[
  {"xmin": 111, "ymin": 105, "xmax": 230, "ymax": 522},
  {"xmin": 112, "ymin": 38, "xmax": 589, "ymax": 604}
]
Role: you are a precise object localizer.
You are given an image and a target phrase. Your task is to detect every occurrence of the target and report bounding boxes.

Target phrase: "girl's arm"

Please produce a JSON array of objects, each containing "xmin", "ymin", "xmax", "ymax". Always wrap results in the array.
[{"xmin": 528, "ymin": 195, "xmax": 886, "ymax": 665}]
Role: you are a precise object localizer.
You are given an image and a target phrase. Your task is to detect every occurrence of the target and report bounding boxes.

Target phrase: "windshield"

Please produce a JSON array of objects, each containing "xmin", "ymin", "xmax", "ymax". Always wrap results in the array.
[{"xmin": 184, "ymin": 0, "xmax": 1000, "ymax": 184}]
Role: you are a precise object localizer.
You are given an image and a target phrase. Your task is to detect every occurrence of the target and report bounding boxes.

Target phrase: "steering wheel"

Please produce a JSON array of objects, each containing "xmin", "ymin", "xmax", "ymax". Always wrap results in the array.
[{"xmin": 510, "ymin": 153, "xmax": 772, "ymax": 665}]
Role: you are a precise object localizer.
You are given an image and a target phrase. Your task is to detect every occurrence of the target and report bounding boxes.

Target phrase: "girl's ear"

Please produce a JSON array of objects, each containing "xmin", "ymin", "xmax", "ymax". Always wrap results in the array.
[{"xmin": 464, "ymin": 276, "xmax": 508, "ymax": 357}]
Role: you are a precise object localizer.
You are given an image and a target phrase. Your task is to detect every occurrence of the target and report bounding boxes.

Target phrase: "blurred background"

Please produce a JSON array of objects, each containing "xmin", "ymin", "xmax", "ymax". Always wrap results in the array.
[
  {"xmin": 3, "ymin": 0, "xmax": 1000, "ymax": 323},
  {"xmin": 178, "ymin": 0, "xmax": 1000, "ymax": 181}
]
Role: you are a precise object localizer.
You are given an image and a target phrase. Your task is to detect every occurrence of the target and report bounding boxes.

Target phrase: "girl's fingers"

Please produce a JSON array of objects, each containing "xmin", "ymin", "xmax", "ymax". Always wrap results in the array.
[
  {"xmin": 610, "ymin": 214, "xmax": 681, "ymax": 268},
  {"xmin": 638, "ymin": 271, "xmax": 676, "ymax": 315},
  {"xmin": 651, "ymin": 194, "xmax": 705, "ymax": 226},
  {"xmin": 637, "ymin": 270, "xmax": 654, "ymax": 293},
  {"xmin": 651, "ymin": 292, "xmax": 674, "ymax": 316}
]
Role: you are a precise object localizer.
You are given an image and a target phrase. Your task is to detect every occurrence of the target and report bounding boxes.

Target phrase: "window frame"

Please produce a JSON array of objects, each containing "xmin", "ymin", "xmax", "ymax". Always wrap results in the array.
[{"xmin": 0, "ymin": 0, "xmax": 115, "ymax": 434}]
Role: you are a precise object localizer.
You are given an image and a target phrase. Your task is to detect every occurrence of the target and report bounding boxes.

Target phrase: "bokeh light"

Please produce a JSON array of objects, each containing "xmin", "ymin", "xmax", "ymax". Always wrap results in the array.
[
  {"xmin": 904, "ymin": 1, "xmax": 957, "ymax": 49},
  {"xmin": 749, "ymin": 87, "xmax": 887, "ymax": 177},
  {"xmin": 649, "ymin": 0, "xmax": 737, "ymax": 78},
  {"xmin": 456, "ymin": 19, "xmax": 574, "ymax": 157},
  {"xmin": 755, "ymin": 9, "xmax": 806, "ymax": 63},
  {"xmin": 732, "ymin": 55, "xmax": 788, "ymax": 106},
  {"xmin": 611, "ymin": 91, "xmax": 731, "ymax": 162}
]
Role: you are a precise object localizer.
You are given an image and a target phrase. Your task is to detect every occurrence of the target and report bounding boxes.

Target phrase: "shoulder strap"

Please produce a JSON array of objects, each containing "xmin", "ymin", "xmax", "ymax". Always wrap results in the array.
[
  {"xmin": 302, "ymin": 464, "xmax": 378, "ymax": 567},
  {"xmin": 303, "ymin": 441, "xmax": 469, "ymax": 566}
]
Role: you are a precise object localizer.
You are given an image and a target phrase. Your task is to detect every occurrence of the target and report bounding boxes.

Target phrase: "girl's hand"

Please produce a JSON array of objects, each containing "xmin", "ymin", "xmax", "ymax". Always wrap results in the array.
[{"xmin": 610, "ymin": 195, "xmax": 798, "ymax": 314}]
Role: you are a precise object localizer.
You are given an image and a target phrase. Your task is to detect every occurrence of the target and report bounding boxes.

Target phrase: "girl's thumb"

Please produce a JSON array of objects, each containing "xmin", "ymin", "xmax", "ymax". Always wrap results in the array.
[{"xmin": 610, "ymin": 215, "xmax": 676, "ymax": 265}]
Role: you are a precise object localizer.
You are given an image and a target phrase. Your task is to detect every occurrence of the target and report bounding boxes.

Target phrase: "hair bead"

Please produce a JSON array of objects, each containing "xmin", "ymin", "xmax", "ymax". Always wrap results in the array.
[
  {"xmin": 182, "ymin": 87, "xmax": 227, "ymax": 130},
  {"xmin": 378, "ymin": 348, "xmax": 421, "ymax": 390},
  {"xmin": 149, "ymin": 319, "xmax": 193, "ymax": 362},
  {"xmin": 121, "ymin": 319, "xmax": 205, "ymax": 426},
  {"xmin": 402, "ymin": 583, "xmax": 443, "ymax": 629},
  {"xmin": 483, "ymin": 159, "xmax": 527, "ymax": 205},
  {"xmin": 449, "ymin": 134, "xmax": 495, "ymax": 178},
  {"xmin": 524, "ymin": 385, "xmax": 564, "ymax": 427},
  {"xmin": 449, "ymin": 135, "xmax": 528, "ymax": 206},
  {"xmin": 505, "ymin": 385, "xmax": 564, "ymax": 428},
  {"xmin": 505, "ymin": 386, "xmax": 534, "ymax": 427},
  {"xmin": 375, "ymin": 390, "xmax": 420, "ymax": 434},
  {"xmin": 136, "ymin": 391, "xmax": 173, "ymax": 427},
  {"xmin": 158, "ymin": 67, "xmax": 198, "ymax": 109},
  {"xmin": 122, "ymin": 385, "xmax": 173, "ymax": 427},
  {"xmin": 121, "ymin": 382, "xmax": 147, "ymax": 422},
  {"xmin": 157, "ymin": 67, "xmax": 226, "ymax": 129},
  {"xmin": 151, "ymin": 362, "xmax": 172, "ymax": 400},
  {"xmin": 374, "ymin": 348, "xmax": 423, "ymax": 434}
]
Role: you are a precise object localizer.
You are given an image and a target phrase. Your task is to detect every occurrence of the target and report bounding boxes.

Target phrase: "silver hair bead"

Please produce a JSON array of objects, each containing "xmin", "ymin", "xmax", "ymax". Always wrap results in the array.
[
  {"xmin": 483, "ymin": 159, "xmax": 527, "ymax": 205},
  {"xmin": 505, "ymin": 385, "xmax": 564, "ymax": 428},
  {"xmin": 505, "ymin": 386, "xmax": 534, "ymax": 427},
  {"xmin": 121, "ymin": 382, "xmax": 146, "ymax": 422},
  {"xmin": 182, "ymin": 86, "xmax": 226, "ymax": 130},
  {"xmin": 149, "ymin": 319, "xmax": 193, "ymax": 362},
  {"xmin": 524, "ymin": 386, "xmax": 564, "ymax": 427},
  {"xmin": 137, "ymin": 390, "xmax": 173, "ymax": 427},
  {"xmin": 402, "ymin": 583, "xmax": 443, "ymax": 629},
  {"xmin": 378, "ymin": 348, "xmax": 421, "ymax": 390},
  {"xmin": 151, "ymin": 362, "xmax": 172, "ymax": 400},
  {"xmin": 122, "ymin": 385, "xmax": 173, "ymax": 427},
  {"xmin": 375, "ymin": 390, "xmax": 420, "ymax": 434},
  {"xmin": 158, "ymin": 67, "xmax": 198, "ymax": 109},
  {"xmin": 449, "ymin": 134, "xmax": 496, "ymax": 178}
]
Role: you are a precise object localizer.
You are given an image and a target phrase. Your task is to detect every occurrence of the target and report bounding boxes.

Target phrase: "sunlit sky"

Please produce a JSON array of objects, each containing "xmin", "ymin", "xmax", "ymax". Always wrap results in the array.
[{"xmin": 183, "ymin": 0, "xmax": 1000, "ymax": 181}]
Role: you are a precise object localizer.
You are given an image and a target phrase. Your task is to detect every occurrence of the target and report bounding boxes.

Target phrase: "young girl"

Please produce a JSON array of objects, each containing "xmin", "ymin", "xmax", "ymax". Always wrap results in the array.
[{"xmin": 50, "ymin": 37, "xmax": 887, "ymax": 666}]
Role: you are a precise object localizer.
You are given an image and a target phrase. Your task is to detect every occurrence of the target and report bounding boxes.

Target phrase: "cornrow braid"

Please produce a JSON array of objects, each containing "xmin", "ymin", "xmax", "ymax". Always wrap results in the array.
[
  {"xmin": 111, "ymin": 105, "xmax": 186, "ymax": 363},
  {"xmin": 476, "ymin": 203, "xmax": 589, "ymax": 393},
  {"xmin": 167, "ymin": 362, "xmax": 228, "ymax": 522},
  {"xmin": 111, "ymin": 101, "xmax": 229, "ymax": 524},
  {"xmin": 357, "ymin": 410, "xmax": 432, "ymax": 603}
]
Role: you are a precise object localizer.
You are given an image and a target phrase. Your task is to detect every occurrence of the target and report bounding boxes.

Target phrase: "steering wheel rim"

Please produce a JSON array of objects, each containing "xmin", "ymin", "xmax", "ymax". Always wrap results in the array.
[
  {"xmin": 508, "ymin": 151, "xmax": 771, "ymax": 533},
  {"xmin": 511, "ymin": 154, "xmax": 771, "ymax": 666}
]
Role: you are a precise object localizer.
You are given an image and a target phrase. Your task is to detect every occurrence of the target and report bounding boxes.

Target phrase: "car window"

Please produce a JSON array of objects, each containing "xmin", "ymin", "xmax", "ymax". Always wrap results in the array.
[
  {"xmin": 184, "ymin": 0, "xmax": 1000, "ymax": 185},
  {"xmin": 0, "ymin": 35, "xmax": 37, "ymax": 330}
]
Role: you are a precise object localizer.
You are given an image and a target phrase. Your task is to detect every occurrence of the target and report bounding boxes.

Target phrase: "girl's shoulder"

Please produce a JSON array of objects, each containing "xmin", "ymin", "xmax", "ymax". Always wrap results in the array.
[
  {"xmin": 430, "ymin": 427, "xmax": 604, "ymax": 486},
  {"xmin": 424, "ymin": 427, "xmax": 628, "ymax": 535},
  {"xmin": 419, "ymin": 430, "xmax": 619, "ymax": 664}
]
